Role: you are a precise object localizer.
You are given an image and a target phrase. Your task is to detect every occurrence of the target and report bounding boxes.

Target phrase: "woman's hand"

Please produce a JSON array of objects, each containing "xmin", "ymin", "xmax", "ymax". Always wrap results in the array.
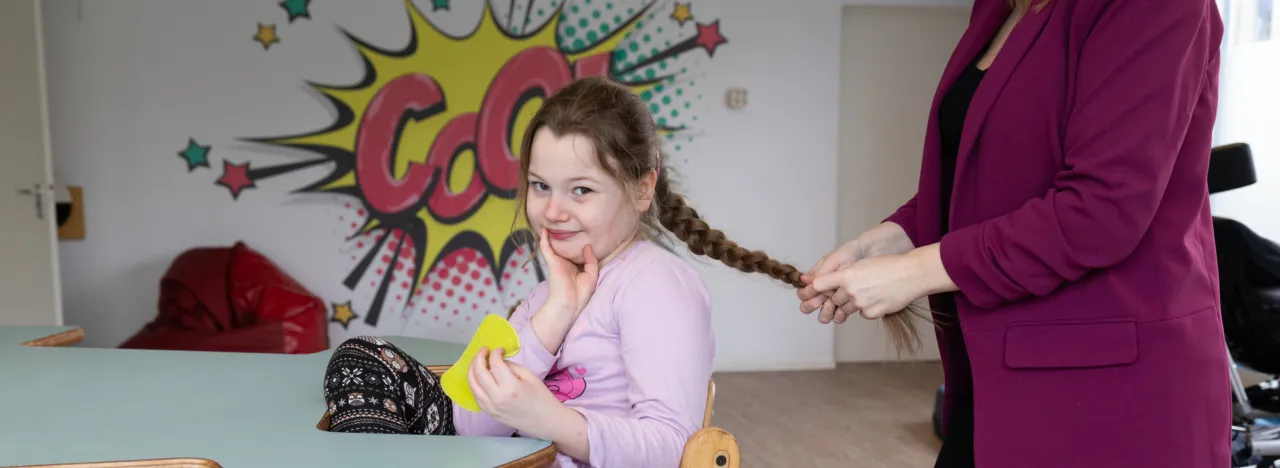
[
  {"xmin": 797, "ymin": 239, "xmax": 866, "ymax": 312},
  {"xmin": 807, "ymin": 243, "xmax": 955, "ymax": 323},
  {"xmin": 808, "ymin": 254, "xmax": 922, "ymax": 322},
  {"xmin": 798, "ymin": 222, "xmax": 915, "ymax": 322},
  {"xmin": 469, "ymin": 346, "xmax": 579, "ymax": 438}
]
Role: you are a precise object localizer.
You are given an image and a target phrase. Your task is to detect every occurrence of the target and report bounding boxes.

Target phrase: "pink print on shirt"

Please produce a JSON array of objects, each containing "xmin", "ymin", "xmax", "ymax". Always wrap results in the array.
[{"xmin": 544, "ymin": 364, "xmax": 587, "ymax": 402}]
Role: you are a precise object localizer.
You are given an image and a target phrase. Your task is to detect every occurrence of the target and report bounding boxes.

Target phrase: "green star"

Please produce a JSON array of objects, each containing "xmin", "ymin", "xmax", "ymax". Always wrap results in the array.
[
  {"xmin": 278, "ymin": 0, "xmax": 311, "ymax": 22},
  {"xmin": 431, "ymin": 0, "xmax": 449, "ymax": 11},
  {"xmin": 177, "ymin": 138, "xmax": 211, "ymax": 172}
]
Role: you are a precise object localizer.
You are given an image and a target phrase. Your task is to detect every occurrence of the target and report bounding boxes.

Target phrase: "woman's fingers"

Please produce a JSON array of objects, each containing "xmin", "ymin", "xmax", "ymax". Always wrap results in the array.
[
  {"xmin": 831, "ymin": 288, "xmax": 853, "ymax": 307},
  {"xmin": 800, "ymin": 294, "xmax": 825, "ymax": 314},
  {"xmin": 818, "ymin": 298, "xmax": 838, "ymax": 324},
  {"xmin": 838, "ymin": 302, "xmax": 861, "ymax": 321}
]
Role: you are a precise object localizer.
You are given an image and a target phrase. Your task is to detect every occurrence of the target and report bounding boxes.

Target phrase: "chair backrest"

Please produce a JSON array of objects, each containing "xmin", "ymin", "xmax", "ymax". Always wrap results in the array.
[{"xmin": 702, "ymin": 378, "xmax": 715, "ymax": 429}]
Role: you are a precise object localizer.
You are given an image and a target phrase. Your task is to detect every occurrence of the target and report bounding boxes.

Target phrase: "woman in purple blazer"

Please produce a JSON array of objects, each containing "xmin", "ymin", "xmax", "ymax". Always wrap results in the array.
[{"xmin": 797, "ymin": 0, "xmax": 1230, "ymax": 466}]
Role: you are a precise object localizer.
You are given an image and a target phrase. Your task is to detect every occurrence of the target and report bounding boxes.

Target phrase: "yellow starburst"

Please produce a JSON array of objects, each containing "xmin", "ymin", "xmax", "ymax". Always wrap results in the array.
[{"xmin": 264, "ymin": 0, "xmax": 665, "ymax": 294}]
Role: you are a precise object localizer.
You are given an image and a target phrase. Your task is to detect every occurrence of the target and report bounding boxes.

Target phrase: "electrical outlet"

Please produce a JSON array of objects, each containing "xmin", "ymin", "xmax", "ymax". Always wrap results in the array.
[{"xmin": 725, "ymin": 87, "xmax": 748, "ymax": 109}]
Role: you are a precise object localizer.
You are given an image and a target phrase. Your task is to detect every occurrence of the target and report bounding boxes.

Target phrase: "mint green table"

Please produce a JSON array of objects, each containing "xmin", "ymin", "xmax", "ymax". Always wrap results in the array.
[{"xmin": 0, "ymin": 326, "xmax": 555, "ymax": 467}]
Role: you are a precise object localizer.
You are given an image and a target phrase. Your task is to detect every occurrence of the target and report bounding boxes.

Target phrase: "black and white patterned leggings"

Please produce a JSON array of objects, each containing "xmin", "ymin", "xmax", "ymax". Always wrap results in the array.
[{"xmin": 322, "ymin": 336, "xmax": 457, "ymax": 435}]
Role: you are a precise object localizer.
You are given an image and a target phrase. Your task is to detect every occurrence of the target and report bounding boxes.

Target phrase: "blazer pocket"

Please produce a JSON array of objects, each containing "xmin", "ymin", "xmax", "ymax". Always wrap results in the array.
[{"xmin": 1003, "ymin": 318, "xmax": 1138, "ymax": 369}]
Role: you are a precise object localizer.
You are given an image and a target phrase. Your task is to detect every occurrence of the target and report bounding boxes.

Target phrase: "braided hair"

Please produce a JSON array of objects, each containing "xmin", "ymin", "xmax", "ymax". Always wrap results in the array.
[{"xmin": 515, "ymin": 76, "xmax": 924, "ymax": 354}]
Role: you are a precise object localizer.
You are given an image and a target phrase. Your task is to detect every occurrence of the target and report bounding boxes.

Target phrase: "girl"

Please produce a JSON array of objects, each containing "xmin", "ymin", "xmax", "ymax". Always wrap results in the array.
[{"xmin": 322, "ymin": 75, "xmax": 807, "ymax": 467}]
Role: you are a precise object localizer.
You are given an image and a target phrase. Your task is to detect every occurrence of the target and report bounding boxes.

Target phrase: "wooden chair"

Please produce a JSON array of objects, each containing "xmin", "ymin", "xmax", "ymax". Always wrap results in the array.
[{"xmin": 680, "ymin": 378, "xmax": 742, "ymax": 468}]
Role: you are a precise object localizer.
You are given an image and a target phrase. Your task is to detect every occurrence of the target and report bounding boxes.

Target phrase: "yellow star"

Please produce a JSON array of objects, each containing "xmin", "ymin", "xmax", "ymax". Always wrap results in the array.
[
  {"xmin": 254, "ymin": 23, "xmax": 280, "ymax": 50},
  {"xmin": 671, "ymin": 2, "xmax": 694, "ymax": 26},
  {"xmin": 330, "ymin": 301, "xmax": 359, "ymax": 329}
]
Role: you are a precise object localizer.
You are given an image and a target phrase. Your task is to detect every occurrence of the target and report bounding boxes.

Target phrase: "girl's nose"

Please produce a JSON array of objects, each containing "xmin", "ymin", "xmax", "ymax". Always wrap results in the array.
[{"xmin": 544, "ymin": 197, "xmax": 569, "ymax": 221}]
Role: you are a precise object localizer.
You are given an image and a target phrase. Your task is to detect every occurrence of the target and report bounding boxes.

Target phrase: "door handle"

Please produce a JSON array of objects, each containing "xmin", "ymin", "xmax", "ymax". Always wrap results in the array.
[{"xmin": 16, "ymin": 183, "xmax": 46, "ymax": 220}]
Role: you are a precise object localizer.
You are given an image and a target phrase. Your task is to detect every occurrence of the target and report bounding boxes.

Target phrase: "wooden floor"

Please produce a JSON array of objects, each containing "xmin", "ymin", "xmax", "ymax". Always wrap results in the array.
[{"xmin": 712, "ymin": 361, "xmax": 945, "ymax": 467}]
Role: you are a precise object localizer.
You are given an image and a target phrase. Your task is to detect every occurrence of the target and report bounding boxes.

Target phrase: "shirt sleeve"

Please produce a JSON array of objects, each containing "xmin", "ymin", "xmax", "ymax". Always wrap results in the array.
[
  {"xmin": 883, "ymin": 194, "xmax": 921, "ymax": 248},
  {"xmin": 453, "ymin": 284, "xmax": 561, "ymax": 437},
  {"xmin": 573, "ymin": 259, "xmax": 715, "ymax": 468},
  {"xmin": 939, "ymin": 0, "xmax": 1219, "ymax": 308}
]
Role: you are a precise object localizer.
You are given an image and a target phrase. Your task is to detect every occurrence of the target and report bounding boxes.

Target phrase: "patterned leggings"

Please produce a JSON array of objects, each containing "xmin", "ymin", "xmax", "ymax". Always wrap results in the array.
[{"xmin": 322, "ymin": 336, "xmax": 457, "ymax": 435}]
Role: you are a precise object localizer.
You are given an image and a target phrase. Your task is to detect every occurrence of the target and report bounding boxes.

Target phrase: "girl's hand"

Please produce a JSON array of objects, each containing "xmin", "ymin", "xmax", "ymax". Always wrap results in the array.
[
  {"xmin": 808, "ymin": 253, "xmax": 927, "ymax": 322},
  {"xmin": 539, "ymin": 227, "xmax": 600, "ymax": 318},
  {"xmin": 469, "ymin": 346, "xmax": 571, "ymax": 437}
]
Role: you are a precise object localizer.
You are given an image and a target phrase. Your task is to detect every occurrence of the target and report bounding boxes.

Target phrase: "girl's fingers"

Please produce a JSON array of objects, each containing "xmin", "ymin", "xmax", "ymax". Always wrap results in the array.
[{"xmin": 487, "ymin": 347, "xmax": 516, "ymax": 387}]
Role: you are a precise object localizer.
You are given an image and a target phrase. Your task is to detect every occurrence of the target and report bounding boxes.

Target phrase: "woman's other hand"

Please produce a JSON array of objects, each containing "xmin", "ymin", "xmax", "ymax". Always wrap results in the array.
[
  {"xmin": 809, "ymin": 254, "xmax": 924, "ymax": 322},
  {"xmin": 798, "ymin": 222, "xmax": 915, "ymax": 322},
  {"xmin": 808, "ymin": 243, "xmax": 954, "ymax": 323}
]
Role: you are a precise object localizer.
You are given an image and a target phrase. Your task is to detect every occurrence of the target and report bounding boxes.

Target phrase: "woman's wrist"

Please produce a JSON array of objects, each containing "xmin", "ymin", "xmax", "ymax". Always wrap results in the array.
[
  {"xmin": 905, "ymin": 243, "xmax": 957, "ymax": 296},
  {"xmin": 859, "ymin": 222, "xmax": 915, "ymax": 258}
]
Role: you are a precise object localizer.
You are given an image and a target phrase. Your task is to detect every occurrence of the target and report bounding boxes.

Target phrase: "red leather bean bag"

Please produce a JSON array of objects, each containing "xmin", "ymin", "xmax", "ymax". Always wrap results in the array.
[{"xmin": 119, "ymin": 241, "xmax": 329, "ymax": 354}]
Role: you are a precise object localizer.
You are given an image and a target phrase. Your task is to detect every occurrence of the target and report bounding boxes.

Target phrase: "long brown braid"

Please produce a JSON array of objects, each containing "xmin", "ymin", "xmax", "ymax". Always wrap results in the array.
[{"xmin": 515, "ymin": 76, "xmax": 924, "ymax": 355}]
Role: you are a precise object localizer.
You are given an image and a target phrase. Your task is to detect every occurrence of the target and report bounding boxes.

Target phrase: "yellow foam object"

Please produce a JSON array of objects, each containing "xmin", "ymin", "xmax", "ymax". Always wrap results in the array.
[{"xmin": 441, "ymin": 313, "xmax": 521, "ymax": 412}]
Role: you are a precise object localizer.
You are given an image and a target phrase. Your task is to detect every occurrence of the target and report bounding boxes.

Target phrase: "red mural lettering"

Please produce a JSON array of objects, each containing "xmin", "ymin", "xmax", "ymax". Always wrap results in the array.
[
  {"xmin": 426, "ymin": 112, "xmax": 486, "ymax": 219},
  {"xmin": 356, "ymin": 48, "xmax": 609, "ymax": 219},
  {"xmin": 475, "ymin": 47, "xmax": 573, "ymax": 192},
  {"xmin": 356, "ymin": 73, "xmax": 444, "ymax": 214},
  {"xmin": 572, "ymin": 54, "xmax": 611, "ymax": 79}
]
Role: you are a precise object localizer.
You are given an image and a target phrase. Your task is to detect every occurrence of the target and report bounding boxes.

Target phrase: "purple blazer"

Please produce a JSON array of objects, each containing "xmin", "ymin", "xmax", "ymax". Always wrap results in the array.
[{"xmin": 885, "ymin": 0, "xmax": 1231, "ymax": 465}]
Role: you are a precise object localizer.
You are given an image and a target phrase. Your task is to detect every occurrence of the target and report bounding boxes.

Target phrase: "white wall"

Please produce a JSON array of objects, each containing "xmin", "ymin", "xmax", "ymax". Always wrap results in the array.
[
  {"xmin": 834, "ymin": 4, "xmax": 968, "ymax": 362},
  {"xmin": 1211, "ymin": 38, "xmax": 1280, "ymax": 242},
  {"xmin": 41, "ymin": 0, "xmax": 842, "ymax": 371}
]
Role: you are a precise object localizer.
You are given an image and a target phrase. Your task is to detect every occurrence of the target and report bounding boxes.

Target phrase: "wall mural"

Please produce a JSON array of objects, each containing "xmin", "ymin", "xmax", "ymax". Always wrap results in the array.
[{"xmin": 181, "ymin": 0, "xmax": 728, "ymax": 343}]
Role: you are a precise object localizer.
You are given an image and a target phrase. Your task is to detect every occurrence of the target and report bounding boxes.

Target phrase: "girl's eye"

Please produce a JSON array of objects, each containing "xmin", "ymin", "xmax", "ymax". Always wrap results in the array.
[
  {"xmin": 531, "ymin": 181, "xmax": 549, "ymax": 192},
  {"xmin": 572, "ymin": 187, "xmax": 593, "ymax": 196}
]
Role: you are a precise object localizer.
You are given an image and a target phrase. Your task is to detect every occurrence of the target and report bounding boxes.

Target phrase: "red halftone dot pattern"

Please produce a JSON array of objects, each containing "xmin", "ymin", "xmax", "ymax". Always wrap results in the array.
[
  {"xmin": 500, "ymin": 246, "xmax": 538, "ymax": 305},
  {"xmin": 400, "ymin": 244, "xmax": 541, "ymax": 342},
  {"xmin": 331, "ymin": 198, "xmax": 543, "ymax": 341}
]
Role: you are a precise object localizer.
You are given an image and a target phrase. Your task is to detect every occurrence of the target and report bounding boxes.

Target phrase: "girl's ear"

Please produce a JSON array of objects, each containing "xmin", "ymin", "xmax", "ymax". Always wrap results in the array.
[{"xmin": 634, "ymin": 169, "xmax": 657, "ymax": 212}]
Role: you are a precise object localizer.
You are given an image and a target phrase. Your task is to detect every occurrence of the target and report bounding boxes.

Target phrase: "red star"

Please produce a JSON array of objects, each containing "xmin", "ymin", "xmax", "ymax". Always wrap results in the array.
[
  {"xmin": 695, "ymin": 20, "xmax": 728, "ymax": 57},
  {"xmin": 216, "ymin": 160, "xmax": 255, "ymax": 199}
]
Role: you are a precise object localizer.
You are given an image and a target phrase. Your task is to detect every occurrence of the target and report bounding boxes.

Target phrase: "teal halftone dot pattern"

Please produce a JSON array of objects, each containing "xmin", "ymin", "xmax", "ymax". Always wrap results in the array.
[
  {"xmin": 484, "ymin": 0, "xmax": 722, "ymax": 164},
  {"xmin": 558, "ymin": 0, "xmax": 653, "ymax": 53},
  {"xmin": 637, "ymin": 78, "xmax": 698, "ymax": 130},
  {"xmin": 610, "ymin": 1, "xmax": 714, "ymax": 86}
]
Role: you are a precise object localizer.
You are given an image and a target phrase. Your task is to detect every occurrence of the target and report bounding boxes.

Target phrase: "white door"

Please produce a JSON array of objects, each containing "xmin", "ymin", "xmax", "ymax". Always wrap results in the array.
[
  {"xmin": 0, "ymin": 0, "xmax": 64, "ymax": 326},
  {"xmin": 835, "ymin": 5, "xmax": 969, "ymax": 362}
]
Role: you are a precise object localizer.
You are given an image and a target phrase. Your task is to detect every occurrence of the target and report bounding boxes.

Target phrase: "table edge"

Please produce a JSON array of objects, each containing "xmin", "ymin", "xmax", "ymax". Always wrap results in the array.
[
  {"xmin": 12, "ymin": 327, "xmax": 557, "ymax": 468},
  {"xmin": 12, "ymin": 458, "xmax": 222, "ymax": 468},
  {"xmin": 496, "ymin": 444, "xmax": 559, "ymax": 468}
]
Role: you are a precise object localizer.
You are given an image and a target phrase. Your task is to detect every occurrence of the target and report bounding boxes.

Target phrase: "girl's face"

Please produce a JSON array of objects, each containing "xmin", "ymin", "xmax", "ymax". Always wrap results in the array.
[{"xmin": 525, "ymin": 127, "xmax": 654, "ymax": 265}]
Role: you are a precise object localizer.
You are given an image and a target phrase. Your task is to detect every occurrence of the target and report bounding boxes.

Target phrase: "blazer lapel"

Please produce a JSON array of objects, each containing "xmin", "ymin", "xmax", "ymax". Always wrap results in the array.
[{"xmin": 950, "ymin": 0, "xmax": 1058, "ymax": 222}]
